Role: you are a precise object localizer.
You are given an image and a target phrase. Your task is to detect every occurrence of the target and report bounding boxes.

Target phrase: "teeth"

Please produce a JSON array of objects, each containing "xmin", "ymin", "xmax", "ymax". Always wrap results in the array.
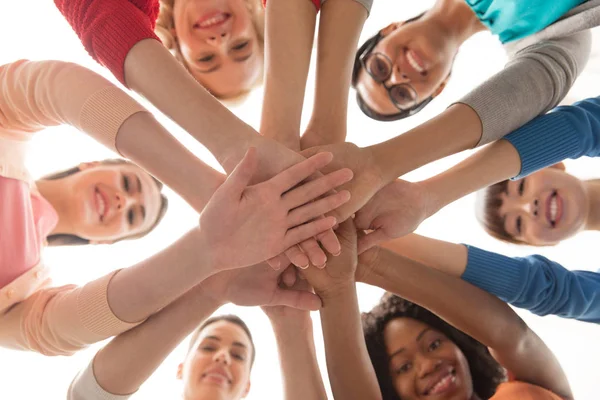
[
  {"xmin": 406, "ymin": 51, "xmax": 425, "ymax": 73},
  {"xmin": 550, "ymin": 197, "xmax": 557, "ymax": 222},
  {"xmin": 199, "ymin": 14, "xmax": 227, "ymax": 28},
  {"xmin": 429, "ymin": 373, "xmax": 455, "ymax": 395},
  {"xmin": 96, "ymin": 191, "xmax": 106, "ymax": 218}
]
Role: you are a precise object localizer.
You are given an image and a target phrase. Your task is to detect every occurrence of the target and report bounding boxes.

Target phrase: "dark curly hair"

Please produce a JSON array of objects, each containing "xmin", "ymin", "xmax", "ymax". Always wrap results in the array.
[{"xmin": 362, "ymin": 293, "xmax": 506, "ymax": 399}]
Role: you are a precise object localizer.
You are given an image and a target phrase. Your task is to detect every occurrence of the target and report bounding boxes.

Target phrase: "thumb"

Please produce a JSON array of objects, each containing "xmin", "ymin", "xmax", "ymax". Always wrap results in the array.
[
  {"xmin": 271, "ymin": 287, "xmax": 322, "ymax": 311},
  {"xmin": 221, "ymin": 147, "xmax": 259, "ymax": 197},
  {"xmin": 357, "ymin": 229, "xmax": 389, "ymax": 254}
]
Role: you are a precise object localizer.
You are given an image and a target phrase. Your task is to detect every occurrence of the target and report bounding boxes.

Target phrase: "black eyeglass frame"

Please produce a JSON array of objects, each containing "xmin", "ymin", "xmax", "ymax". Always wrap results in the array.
[{"xmin": 352, "ymin": 32, "xmax": 433, "ymax": 122}]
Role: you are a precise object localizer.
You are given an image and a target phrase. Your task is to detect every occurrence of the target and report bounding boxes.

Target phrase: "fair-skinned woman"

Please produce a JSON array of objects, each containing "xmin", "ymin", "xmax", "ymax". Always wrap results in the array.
[
  {"xmin": 478, "ymin": 162, "xmax": 600, "ymax": 246},
  {"xmin": 0, "ymin": 59, "xmax": 351, "ymax": 356}
]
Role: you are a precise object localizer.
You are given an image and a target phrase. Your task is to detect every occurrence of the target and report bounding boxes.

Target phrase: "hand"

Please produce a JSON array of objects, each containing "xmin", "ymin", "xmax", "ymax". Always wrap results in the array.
[
  {"xmin": 301, "ymin": 142, "xmax": 385, "ymax": 223},
  {"xmin": 203, "ymin": 263, "xmax": 321, "ymax": 311},
  {"xmin": 301, "ymin": 219, "xmax": 358, "ymax": 301},
  {"xmin": 200, "ymin": 147, "xmax": 353, "ymax": 270},
  {"xmin": 355, "ymin": 179, "xmax": 433, "ymax": 253},
  {"xmin": 300, "ymin": 123, "xmax": 346, "ymax": 150},
  {"xmin": 261, "ymin": 280, "xmax": 314, "ymax": 327}
]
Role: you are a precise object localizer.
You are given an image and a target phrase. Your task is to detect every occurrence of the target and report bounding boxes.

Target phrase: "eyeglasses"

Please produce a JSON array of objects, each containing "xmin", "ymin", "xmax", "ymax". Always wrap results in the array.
[
  {"xmin": 360, "ymin": 51, "xmax": 418, "ymax": 110},
  {"xmin": 352, "ymin": 32, "xmax": 433, "ymax": 122}
]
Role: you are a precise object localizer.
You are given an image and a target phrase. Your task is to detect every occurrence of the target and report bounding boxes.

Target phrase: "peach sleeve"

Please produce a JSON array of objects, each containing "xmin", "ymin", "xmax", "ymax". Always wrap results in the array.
[
  {"xmin": 0, "ymin": 271, "xmax": 141, "ymax": 356},
  {"xmin": 0, "ymin": 60, "xmax": 147, "ymax": 152}
]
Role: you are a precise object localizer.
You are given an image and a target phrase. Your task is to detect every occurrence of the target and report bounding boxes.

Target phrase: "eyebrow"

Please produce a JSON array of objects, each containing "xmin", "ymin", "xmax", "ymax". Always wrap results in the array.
[
  {"xmin": 389, "ymin": 328, "xmax": 431, "ymax": 359},
  {"xmin": 205, "ymin": 335, "xmax": 248, "ymax": 349},
  {"xmin": 197, "ymin": 64, "xmax": 222, "ymax": 74}
]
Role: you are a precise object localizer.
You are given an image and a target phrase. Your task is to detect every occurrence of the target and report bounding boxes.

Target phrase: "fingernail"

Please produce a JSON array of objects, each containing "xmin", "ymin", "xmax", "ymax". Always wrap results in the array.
[
  {"xmin": 300, "ymin": 263, "xmax": 310, "ymax": 270},
  {"xmin": 317, "ymin": 262, "xmax": 327, "ymax": 269}
]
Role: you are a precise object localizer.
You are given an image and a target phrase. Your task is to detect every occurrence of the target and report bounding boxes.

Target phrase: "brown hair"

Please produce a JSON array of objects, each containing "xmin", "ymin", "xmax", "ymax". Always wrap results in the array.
[
  {"xmin": 187, "ymin": 314, "xmax": 256, "ymax": 368},
  {"xmin": 476, "ymin": 180, "xmax": 522, "ymax": 245},
  {"xmin": 41, "ymin": 159, "xmax": 169, "ymax": 246},
  {"xmin": 155, "ymin": 0, "xmax": 265, "ymax": 100}
]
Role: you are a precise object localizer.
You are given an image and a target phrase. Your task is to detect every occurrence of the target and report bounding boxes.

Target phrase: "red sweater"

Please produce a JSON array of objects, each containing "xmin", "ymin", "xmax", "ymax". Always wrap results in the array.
[
  {"xmin": 54, "ymin": 0, "xmax": 160, "ymax": 86},
  {"xmin": 55, "ymin": 0, "xmax": 320, "ymax": 87}
]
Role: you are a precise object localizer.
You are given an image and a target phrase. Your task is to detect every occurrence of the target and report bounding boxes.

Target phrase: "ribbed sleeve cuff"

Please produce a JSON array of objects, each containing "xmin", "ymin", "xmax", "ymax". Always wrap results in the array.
[
  {"xmin": 69, "ymin": 360, "xmax": 134, "ymax": 400},
  {"xmin": 462, "ymin": 246, "xmax": 525, "ymax": 303},
  {"xmin": 504, "ymin": 112, "xmax": 581, "ymax": 179},
  {"xmin": 80, "ymin": 87, "xmax": 147, "ymax": 155},
  {"xmin": 77, "ymin": 271, "xmax": 142, "ymax": 339}
]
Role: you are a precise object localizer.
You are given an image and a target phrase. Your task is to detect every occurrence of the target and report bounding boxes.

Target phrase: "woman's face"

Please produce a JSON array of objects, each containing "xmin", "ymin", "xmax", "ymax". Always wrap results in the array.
[
  {"xmin": 384, "ymin": 318, "xmax": 474, "ymax": 400},
  {"xmin": 354, "ymin": 20, "xmax": 455, "ymax": 116},
  {"xmin": 173, "ymin": 0, "xmax": 263, "ymax": 98},
  {"xmin": 179, "ymin": 320, "xmax": 252, "ymax": 400},
  {"xmin": 65, "ymin": 162, "xmax": 162, "ymax": 243},
  {"xmin": 497, "ymin": 167, "xmax": 588, "ymax": 245}
]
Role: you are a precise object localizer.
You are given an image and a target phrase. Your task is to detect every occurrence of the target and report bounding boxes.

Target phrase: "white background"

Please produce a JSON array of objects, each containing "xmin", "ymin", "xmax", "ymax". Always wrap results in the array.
[{"xmin": 1, "ymin": 1, "xmax": 599, "ymax": 399}]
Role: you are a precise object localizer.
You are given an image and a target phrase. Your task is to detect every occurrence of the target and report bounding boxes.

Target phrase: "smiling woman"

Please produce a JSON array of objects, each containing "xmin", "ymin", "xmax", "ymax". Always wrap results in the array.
[{"xmin": 156, "ymin": 0, "xmax": 265, "ymax": 99}]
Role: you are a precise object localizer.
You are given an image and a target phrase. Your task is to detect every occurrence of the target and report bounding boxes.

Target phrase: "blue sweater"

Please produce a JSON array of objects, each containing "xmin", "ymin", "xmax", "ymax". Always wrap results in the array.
[
  {"xmin": 505, "ymin": 96, "xmax": 600, "ymax": 179},
  {"xmin": 463, "ymin": 246, "xmax": 600, "ymax": 323}
]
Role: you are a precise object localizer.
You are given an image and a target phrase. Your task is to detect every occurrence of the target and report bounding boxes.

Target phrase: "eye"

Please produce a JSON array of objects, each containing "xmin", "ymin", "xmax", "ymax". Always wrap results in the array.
[
  {"xmin": 127, "ymin": 209, "xmax": 135, "ymax": 226},
  {"xmin": 232, "ymin": 352, "xmax": 246, "ymax": 361},
  {"xmin": 198, "ymin": 54, "xmax": 215, "ymax": 63},
  {"xmin": 516, "ymin": 216, "xmax": 522, "ymax": 234},
  {"xmin": 368, "ymin": 55, "xmax": 391, "ymax": 81},
  {"xmin": 428, "ymin": 339, "xmax": 441, "ymax": 352},
  {"xmin": 122, "ymin": 175, "xmax": 130, "ymax": 192},
  {"xmin": 518, "ymin": 180, "xmax": 525, "ymax": 195},
  {"xmin": 394, "ymin": 362, "xmax": 412, "ymax": 374},
  {"xmin": 200, "ymin": 345, "xmax": 216, "ymax": 352},
  {"xmin": 231, "ymin": 41, "xmax": 249, "ymax": 51}
]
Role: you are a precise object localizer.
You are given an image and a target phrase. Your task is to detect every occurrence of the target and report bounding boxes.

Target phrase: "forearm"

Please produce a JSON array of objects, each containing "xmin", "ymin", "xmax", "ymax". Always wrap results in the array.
[
  {"xmin": 260, "ymin": 0, "xmax": 318, "ymax": 150},
  {"xmin": 270, "ymin": 316, "xmax": 327, "ymax": 400},
  {"xmin": 116, "ymin": 112, "xmax": 224, "ymax": 213},
  {"xmin": 123, "ymin": 39, "xmax": 263, "ymax": 172},
  {"xmin": 369, "ymin": 103, "xmax": 482, "ymax": 183},
  {"xmin": 320, "ymin": 284, "xmax": 381, "ymax": 400},
  {"xmin": 107, "ymin": 227, "xmax": 214, "ymax": 323},
  {"xmin": 92, "ymin": 284, "xmax": 223, "ymax": 396},
  {"xmin": 420, "ymin": 138, "xmax": 521, "ymax": 216},
  {"xmin": 304, "ymin": 0, "xmax": 368, "ymax": 146}
]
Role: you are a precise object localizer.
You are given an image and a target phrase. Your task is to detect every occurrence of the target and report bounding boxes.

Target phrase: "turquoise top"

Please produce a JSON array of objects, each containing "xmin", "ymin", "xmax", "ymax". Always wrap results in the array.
[{"xmin": 466, "ymin": 0, "xmax": 587, "ymax": 43}]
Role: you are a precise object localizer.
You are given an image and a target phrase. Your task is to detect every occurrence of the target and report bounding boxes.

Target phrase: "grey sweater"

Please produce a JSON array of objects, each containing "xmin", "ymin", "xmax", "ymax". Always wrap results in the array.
[{"xmin": 458, "ymin": 0, "xmax": 600, "ymax": 146}]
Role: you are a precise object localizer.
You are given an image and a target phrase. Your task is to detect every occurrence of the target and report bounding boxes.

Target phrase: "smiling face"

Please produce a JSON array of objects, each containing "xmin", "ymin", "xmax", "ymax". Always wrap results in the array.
[
  {"xmin": 63, "ymin": 161, "xmax": 163, "ymax": 243},
  {"xmin": 494, "ymin": 167, "xmax": 588, "ymax": 245},
  {"xmin": 354, "ymin": 19, "xmax": 456, "ymax": 117},
  {"xmin": 384, "ymin": 318, "xmax": 474, "ymax": 400},
  {"xmin": 179, "ymin": 320, "xmax": 253, "ymax": 400},
  {"xmin": 172, "ymin": 0, "xmax": 263, "ymax": 98}
]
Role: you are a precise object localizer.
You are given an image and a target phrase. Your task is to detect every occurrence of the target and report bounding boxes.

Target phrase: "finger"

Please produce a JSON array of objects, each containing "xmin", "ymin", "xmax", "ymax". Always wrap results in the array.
[
  {"xmin": 354, "ymin": 207, "xmax": 375, "ymax": 231},
  {"xmin": 270, "ymin": 288, "xmax": 322, "ymax": 311},
  {"xmin": 357, "ymin": 229, "xmax": 389, "ymax": 254},
  {"xmin": 221, "ymin": 147, "xmax": 258, "ymax": 197},
  {"xmin": 270, "ymin": 152, "xmax": 334, "ymax": 193},
  {"xmin": 284, "ymin": 245, "xmax": 309, "ymax": 269},
  {"xmin": 282, "ymin": 265, "xmax": 298, "ymax": 287},
  {"xmin": 266, "ymin": 253, "xmax": 288, "ymax": 271},
  {"xmin": 284, "ymin": 216, "xmax": 337, "ymax": 248},
  {"xmin": 283, "ymin": 168, "xmax": 353, "ymax": 209},
  {"xmin": 315, "ymin": 228, "xmax": 342, "ymax": 257},
  {"xmin": 299, "ymin": 239, "xmax": 327, "ymax": 268},
  {"xmin": 287, "ymin": 190, "xmax": 351, "ymax": 228}
]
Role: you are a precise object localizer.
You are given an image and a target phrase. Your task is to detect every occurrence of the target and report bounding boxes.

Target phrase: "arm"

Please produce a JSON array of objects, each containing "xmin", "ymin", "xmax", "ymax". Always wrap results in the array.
[
  {"xmin": 260, "ymin": 0, "xmax": 318, "ymax": 150},
  {"xmin": 302, "ymin": 220, "xmax": 382, "ymax": 400},
  {"xmin": 301, "ymin": 0, "xmax": 368, "ymax": 148},
  {"xmin": 361, "ymin": 247, "xmax": 573, "ymax": 399},
  {"xmin": 369, "ymin": 30, "xmax": 591, "ymax": 184}
]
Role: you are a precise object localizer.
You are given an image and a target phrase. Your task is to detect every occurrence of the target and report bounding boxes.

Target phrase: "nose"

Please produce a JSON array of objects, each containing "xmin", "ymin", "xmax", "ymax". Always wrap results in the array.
[
  {"xmin": 417, "ymin": 356, "xmax": 442, "ymax": 378},
  {"xmin": 514, "ymin": 199, "xmax": 539, "ymax": 217},
  {"xmin": 389, "ymin": 63, "xmax": 410, "ymax": 83},
  {"xmin": 114, "ymin": 192, "xmax": 135, "ymax": 211},
  {"xmin": 214, "ymin": 349, "xmax": 231, "ymax": 365},
  {"xmin": 206, "ymin": 32, "xmax": 229, "ymax": 47}
]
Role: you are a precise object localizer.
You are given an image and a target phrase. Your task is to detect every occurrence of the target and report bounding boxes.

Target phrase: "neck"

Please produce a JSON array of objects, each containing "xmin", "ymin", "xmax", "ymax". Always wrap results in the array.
[
  {"xmin": 428, "ymin": 0, "xmax": 487, "ymax": 46},
  {"xmin": 35, "ymin": 179, "xmax": 75, "ymax": 236},
  {"xmin": 584, "ymin": 180, "xmax": 600, "ymax": 231}
]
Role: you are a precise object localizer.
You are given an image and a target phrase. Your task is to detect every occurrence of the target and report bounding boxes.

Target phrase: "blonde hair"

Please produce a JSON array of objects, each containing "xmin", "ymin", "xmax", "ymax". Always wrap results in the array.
[{"xmin": 155, "ymin": 0, "xmax": 265, "ymax": 100}]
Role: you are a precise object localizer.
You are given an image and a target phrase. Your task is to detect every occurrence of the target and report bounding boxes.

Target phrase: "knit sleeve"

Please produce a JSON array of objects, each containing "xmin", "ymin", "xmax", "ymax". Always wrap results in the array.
[
  {"xmin": 68, "ymin": 360, "xmax": 135, "ymax": 400},
  {"xmin": 0, "ymin": 60, "xmax": 147, "ymax": 152},
  {"xmin": 53, "ymin": 0, "xmax": 160, "ymax": 86},
  {"xmin": 463, "ymin": 245, "xmax": 600, "ymax": 323},
  {"xmin": 504, "ymin": 96, "xmax": 600, "ymax": 179},
  {"xmin": 455, "ymin": 29, "xmax": 591, "ymax": 147},
  {"xmin": 0, "ymin": 271, "xmax": 142, "ymax": 356}
]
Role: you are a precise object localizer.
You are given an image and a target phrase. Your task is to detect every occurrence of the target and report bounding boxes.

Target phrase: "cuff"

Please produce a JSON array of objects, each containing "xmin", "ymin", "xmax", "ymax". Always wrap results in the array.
[
  {"xmin": 79, "ymin": 87, "xmax": 148, "ymax": 155},
  {"xmin": 504, "ymin": 112, "xmax": 581, "ymax": 179},
  {"xmin": 461, "ymin": 245, "xmax": 525, "ymax": 303},
  {"xmin": 68, "ymin": 358, "xmax": 134, "ymax": 400}
]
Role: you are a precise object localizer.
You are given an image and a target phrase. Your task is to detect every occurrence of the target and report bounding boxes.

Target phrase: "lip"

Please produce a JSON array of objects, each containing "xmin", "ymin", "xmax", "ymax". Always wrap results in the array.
[
  {"xmin": 193, "ymin": 12, "xmax": 232, "ymax": 29},
  {"xmin": 94, "ymin": 187, "xmax": 110, "ymax": 221},
  {"xmin": 201, "ymin": 367, "xmax": 232, "ymax": 386},
  {"xmin": 545, "ymin": 190, "xmax": 563, "ymax": 228},
  {"xmin": 401, "ymin": 47, "xmax": 427, "ymax": 78},
  {"xmin": 422, "ymin": 365, "xmax": 458, "ymax": 397}
]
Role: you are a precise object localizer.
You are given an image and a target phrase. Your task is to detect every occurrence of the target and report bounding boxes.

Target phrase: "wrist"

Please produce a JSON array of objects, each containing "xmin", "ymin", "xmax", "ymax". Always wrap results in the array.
[
  {"xmin": 317, "ymin": 281, "xmax": 356, "ymax": 305},
  {"xmin": 269, "ymin": 312, "xmax": 313, "ymax": 334},
  {"xmin": 191, "ymin": 225, "xmax": 221, "ymax": 273},
  {"xmin": 367, "ymin": 143, "xmax": 397, "ymax": 184}
]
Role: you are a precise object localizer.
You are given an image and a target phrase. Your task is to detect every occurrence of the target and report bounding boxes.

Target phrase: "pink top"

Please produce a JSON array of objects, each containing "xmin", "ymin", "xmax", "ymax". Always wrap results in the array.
[{"xmin": 0, "ymin": 176, "xmax": 58, "ymax": 289}]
